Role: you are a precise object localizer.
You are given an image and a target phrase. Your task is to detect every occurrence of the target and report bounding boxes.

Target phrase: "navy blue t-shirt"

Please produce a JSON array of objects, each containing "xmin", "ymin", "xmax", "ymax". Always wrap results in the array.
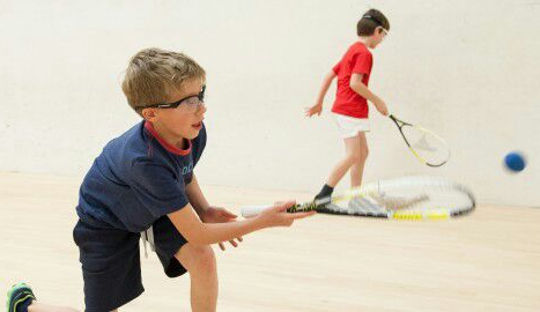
[{"xmin": 76, "ymin": 121, "xmax": 206, "ymax": 232}]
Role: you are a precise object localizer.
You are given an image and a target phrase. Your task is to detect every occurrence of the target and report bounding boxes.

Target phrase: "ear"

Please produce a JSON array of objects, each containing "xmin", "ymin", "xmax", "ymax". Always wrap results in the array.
[{"xmin": 141, "ymin": 107, "xmax": 158, "ymax": 122}]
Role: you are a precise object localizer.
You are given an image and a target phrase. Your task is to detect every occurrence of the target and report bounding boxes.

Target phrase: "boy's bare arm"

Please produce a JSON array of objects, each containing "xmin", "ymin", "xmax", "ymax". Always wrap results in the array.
[
  {"xmin": 168, "ymin": 201, "xmax": 315, "ymax": 246},
  {"xmin": 185, "ymin": 174, "xmax": 242, "ymax": 249},
  {"xmin": 306, "ymin": 70, "xmax": 336, "ymax": 117},
  {"xmin": 316, "ymin": 71, "xmax": 337, "ymax": 106},
  {"xmin": 185, "ymin": 173, "xmax": 238, "ymax": 226},
  {"xmin": 185, "ymin": 174, "xmax": 210, "ymax": 216},
  {"xmin": 349, "ymin": 73, "xmax": 388, "ymax": 116}
]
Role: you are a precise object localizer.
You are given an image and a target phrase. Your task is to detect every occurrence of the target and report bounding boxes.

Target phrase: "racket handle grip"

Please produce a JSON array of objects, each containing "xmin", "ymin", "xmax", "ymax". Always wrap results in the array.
[{"xmin": 241, "ymin": 205, "xmax": 271, "ymax": 218}]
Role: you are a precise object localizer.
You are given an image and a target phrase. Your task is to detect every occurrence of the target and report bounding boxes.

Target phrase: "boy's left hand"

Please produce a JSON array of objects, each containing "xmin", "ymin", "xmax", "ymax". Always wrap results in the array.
[
  {"xmin": 305, "ymin": 103, "xmax": 323, "ymax": 117},
  {"xmin": 201, "ymin": 207, "xmax": 243, "ymax": 250}
]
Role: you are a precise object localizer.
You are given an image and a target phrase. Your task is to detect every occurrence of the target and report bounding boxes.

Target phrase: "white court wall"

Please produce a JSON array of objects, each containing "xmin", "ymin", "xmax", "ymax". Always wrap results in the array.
[{"xmin": 1, "ymin": 0, "xmax": 538, "ymax": 206}]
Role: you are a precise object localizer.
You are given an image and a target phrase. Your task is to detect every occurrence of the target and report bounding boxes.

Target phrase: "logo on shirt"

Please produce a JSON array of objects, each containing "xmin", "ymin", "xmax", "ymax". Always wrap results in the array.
[{"xmin": 182, "ymin": 162, "xmax": 194, "ymax": 176}]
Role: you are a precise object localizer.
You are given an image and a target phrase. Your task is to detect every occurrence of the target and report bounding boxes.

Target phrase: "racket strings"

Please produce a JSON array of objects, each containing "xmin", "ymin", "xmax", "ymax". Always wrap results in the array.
[
  {"xmin": 411, "ymin": 133, "xmax": 438, "ymax": 152},
  {"xmin": 343, "ymin": 183, "xmax": 472, "ymax": 217},
  {"xmin": 286, "ymin": 177, "xmax": 474, "ymax": 219},
  {"xmin": 402, "ymin": 126, "xmax": 450, "ymax": 166},
  {"xmin": 369, "ymin": 193, "xmax": 429, "ymax": 210}
]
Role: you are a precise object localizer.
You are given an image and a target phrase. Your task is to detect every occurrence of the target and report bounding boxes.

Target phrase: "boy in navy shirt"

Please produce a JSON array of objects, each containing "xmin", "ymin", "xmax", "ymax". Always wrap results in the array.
[{"xmin": 8, "ymin": 48, "xmax": 314, "ymax": 312}]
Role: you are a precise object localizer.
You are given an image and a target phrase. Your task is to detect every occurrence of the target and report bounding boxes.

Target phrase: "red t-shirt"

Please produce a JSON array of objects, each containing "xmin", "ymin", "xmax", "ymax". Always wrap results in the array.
[{"xmin": 331, "ymin": 42, "xmax": 373, "ymax": 118}]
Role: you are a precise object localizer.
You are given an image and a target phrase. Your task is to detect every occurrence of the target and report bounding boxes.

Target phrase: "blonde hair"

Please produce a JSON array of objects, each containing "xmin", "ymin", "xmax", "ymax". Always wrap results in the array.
[{"xmin": 121, "ymin": 48, "xmax": 206, "ymax": 115}]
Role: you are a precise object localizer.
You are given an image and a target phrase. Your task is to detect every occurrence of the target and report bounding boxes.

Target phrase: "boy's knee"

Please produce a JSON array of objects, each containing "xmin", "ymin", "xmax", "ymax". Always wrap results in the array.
[
  {"xmin": 176, "ymin": 244, "xmax": 216, "ymax": 274},
  {"xmin": 191, "ymin": 245, "xmax": 216, "ymax": 274},
  {"xmin": 361, "ymin": 147, "xmax": 369, "ymax": 159},
  {"xmin": 348, "ymin": 150, "xmax": 365, "ymax": 163},
  {"xmin": 194, "ymin": 245, "xmax": 216, "ymax": 269}
]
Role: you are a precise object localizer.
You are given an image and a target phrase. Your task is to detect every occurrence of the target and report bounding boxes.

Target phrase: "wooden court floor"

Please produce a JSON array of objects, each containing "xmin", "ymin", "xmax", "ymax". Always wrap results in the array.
[{"xmin": 1, "ymin": 172, "xmax": 539, "ymax": 311}]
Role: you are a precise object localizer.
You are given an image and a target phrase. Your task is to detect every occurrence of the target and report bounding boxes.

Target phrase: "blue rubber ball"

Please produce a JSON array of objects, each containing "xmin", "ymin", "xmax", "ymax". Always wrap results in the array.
[{"xmin": 504, "ymin": 152, "xmax": 526, "ymax": 172}]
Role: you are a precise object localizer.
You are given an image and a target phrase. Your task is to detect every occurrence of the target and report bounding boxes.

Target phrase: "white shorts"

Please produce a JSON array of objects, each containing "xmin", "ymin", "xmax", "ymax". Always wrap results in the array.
[{"xmin": 332, "ymin": 113, "xmax": 370, "ymax": 138}]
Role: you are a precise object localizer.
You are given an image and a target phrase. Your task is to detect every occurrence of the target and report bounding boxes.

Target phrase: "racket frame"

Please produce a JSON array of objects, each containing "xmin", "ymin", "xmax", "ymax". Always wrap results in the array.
[
  {"xmin": 241, "ymin": 178, "xmax": 475, "ymax": 220},
  {"xmin": 389, "ymin": 114, "xmax": 450, "ymax": 167}
]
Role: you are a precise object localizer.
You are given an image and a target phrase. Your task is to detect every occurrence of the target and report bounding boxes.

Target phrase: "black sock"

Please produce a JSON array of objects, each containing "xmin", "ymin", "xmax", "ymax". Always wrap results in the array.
[
  {"xmin": 315, "ymin": 184, "xmax": 334, "ymax": 200},
  {"xmin": 19, "ymin": 298, "xmax": 33, "ymax": 312}
]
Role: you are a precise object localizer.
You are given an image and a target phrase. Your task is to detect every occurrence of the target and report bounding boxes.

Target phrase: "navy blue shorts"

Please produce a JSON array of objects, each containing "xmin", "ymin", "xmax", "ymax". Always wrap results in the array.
[{"xmin": 73, "ymin": 215, "xmax": 188, "ymax": 312}]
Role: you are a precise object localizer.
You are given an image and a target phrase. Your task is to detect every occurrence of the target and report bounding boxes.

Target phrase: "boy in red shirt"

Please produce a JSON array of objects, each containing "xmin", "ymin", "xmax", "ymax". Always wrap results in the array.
[{"xmin": 306, "ymin": 9, "xmax": 390, "ymax": 200}]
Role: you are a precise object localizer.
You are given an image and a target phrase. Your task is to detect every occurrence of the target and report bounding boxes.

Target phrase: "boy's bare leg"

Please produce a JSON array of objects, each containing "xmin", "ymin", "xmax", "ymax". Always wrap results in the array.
[
  {"xmin": 326, "ymin": 134, "xmax": 363, "ymax": 187},
  {"xmin": 28, "ymin": 302, "xmax": 117, "ymax": 312},
  {"xmin": 349, "ymin": 132, "xmax": 369, "ymax": 188},
  {"xmin": 27, "ymin": 302, "xmax": 79, "ymax": 312},
  {"xmin": 176, "ymin": 243, "xmax": 218, "ymax": 312}
]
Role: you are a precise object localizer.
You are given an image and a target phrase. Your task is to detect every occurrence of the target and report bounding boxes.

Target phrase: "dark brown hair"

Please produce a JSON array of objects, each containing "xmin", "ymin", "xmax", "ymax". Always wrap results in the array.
[{"xmin": 357, "ymin": 9, "xmax": 390, "ymax": 36}]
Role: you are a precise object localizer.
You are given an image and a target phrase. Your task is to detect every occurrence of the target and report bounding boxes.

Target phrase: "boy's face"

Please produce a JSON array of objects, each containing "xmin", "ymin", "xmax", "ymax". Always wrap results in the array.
[
  {"xmin": 143, "ymin": 79, "xmax": 206, "ymax": 143},
  {"xmin": 369, "ymin": 27, "xmax": 388, "ymax": 49}
]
